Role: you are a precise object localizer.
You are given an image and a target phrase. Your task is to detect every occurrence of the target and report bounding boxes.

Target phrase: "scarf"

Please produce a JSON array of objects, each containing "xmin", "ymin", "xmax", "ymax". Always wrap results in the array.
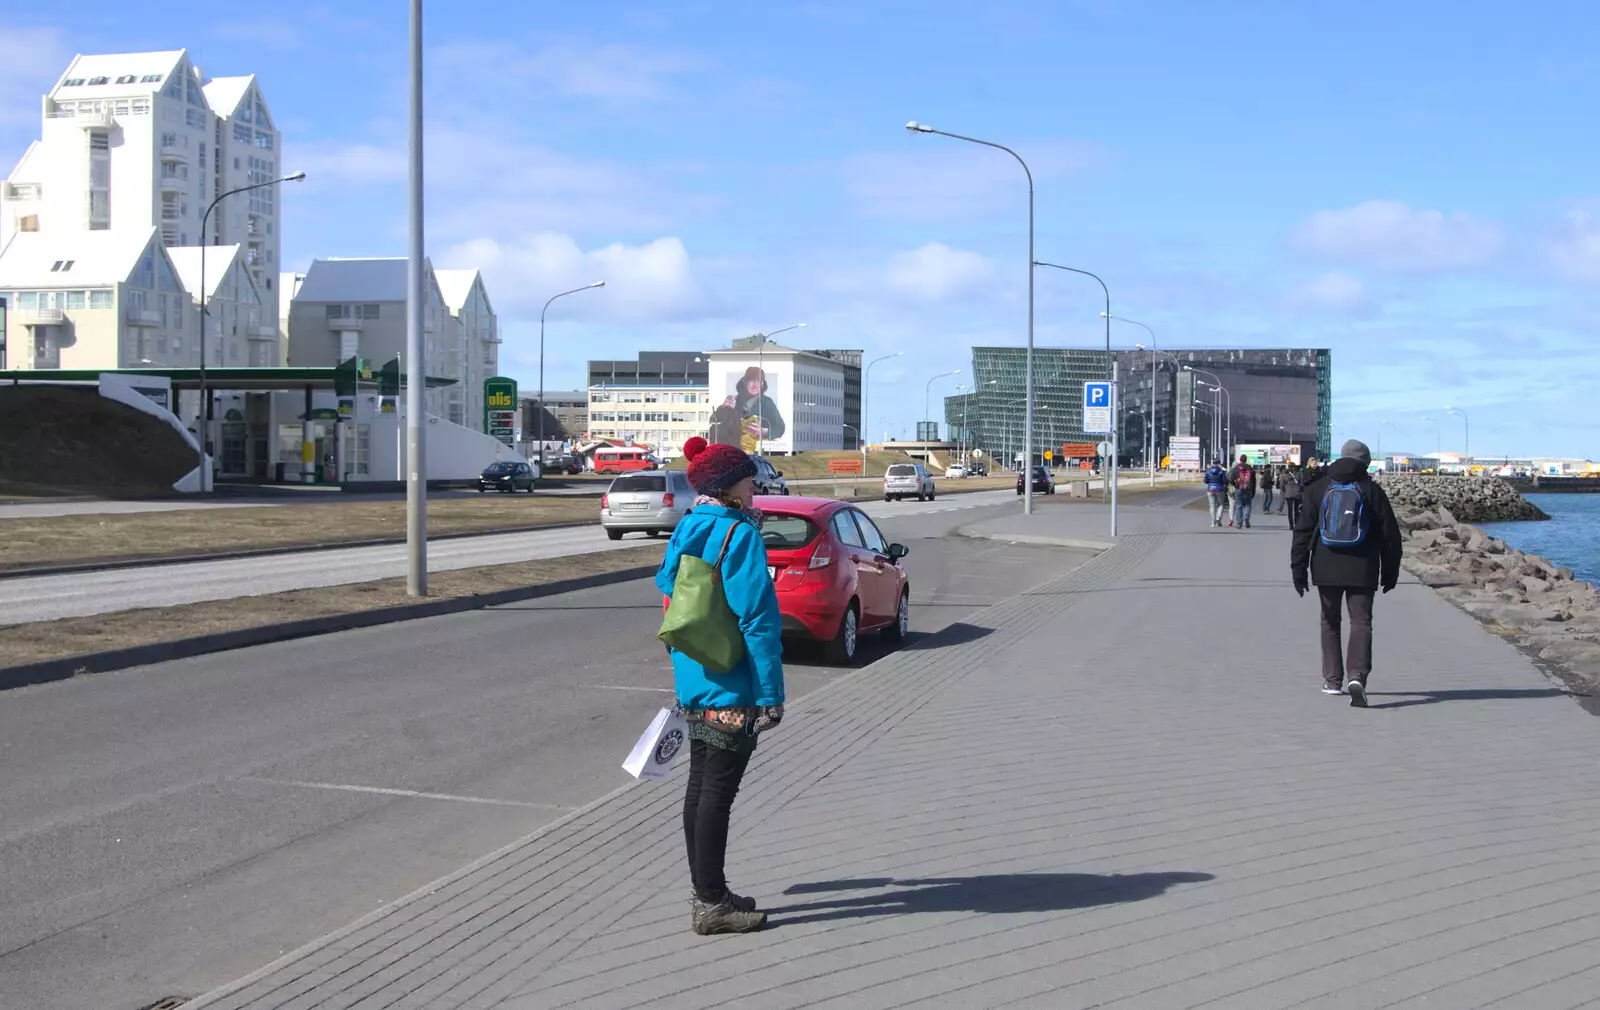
[{"xmin": 694, "ymin": 494, "xmax": 764, "ymax": 525}]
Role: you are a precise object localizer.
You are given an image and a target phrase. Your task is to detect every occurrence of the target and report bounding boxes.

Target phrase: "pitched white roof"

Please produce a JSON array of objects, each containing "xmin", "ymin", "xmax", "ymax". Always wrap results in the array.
[
  {"xmin": 7, "ymin": 141, "xmax": 41, "ymax": 183},
  {"xmin": 53, "ymin": 51, "xmax": 186, "ymax": 98},
  {"xmin": 167, "ymin": 245, "xmax": 243, "ymax": 300},
  {"xmin": 293, "ymin": 257, "xmax": 435, "ymax": 304},
  {"xmin": 434, "ymin": 269, "xmax": 480, "ymax": 312},
  {"xmin": 202, "ymin": 76, "xmax": 253, "ymax": 117},
  {"xmin": 0, "ymin": 228, "xmax": 159, "ymax": 288}
]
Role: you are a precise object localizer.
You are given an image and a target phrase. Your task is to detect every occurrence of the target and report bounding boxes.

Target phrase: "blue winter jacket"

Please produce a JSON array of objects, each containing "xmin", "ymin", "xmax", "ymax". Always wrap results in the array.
[
  {"xmin": 655, "ymin": 504, "xmax": 785, "ymax": 709},
  {"xmin": 1202, "ymin": 465, "xmax": 1228, "ymax": 491}
]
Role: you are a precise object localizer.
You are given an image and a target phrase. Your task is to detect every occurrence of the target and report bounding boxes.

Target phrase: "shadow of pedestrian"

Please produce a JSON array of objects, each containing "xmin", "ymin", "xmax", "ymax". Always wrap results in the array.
[
  {"xmin": 1367, "ymin": 688, "xmax": 1574, "ymax": 709},
  {"xmin": 768, "ymin": 871, "xmax": 1213, "ymax": 927}
]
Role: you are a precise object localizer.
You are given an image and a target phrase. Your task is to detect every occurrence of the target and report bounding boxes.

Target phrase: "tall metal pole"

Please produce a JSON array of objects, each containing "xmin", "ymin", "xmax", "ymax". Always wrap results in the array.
[
  {"xmin": 538, "ymin": 282, "xmax": 605, "ymax": 472},
  {"xmin": 924, "ymin": 369, "xmax": 960, "ymax": 442},
  {"xmin": 1106, "ymin": 314, "xmax": 1159, "ymax": 486},
  {"xmin": 862, "ymin": 351, "xmax": 902, "ymax": 471},
  {"xmin": 907, "ymin": 122, "xmax": 1033, "ymax": 514},
  {"xmin": 405, "ymin": 0, "xmax": 427, "ymax": 596},
  {"xmin": 1034, "ymin": 261, "xmax": 1115, "ymax": 536},
  {"xmin": 1447, "ymin": 407, "xmax": 1469, "ymax": 457}
]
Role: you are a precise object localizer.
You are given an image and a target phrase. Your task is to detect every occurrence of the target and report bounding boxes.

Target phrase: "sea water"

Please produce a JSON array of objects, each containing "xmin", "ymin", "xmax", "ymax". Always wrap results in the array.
[{"xmin": 1479, "ymin": 494, "xmax": 1600, "ymax": 586}]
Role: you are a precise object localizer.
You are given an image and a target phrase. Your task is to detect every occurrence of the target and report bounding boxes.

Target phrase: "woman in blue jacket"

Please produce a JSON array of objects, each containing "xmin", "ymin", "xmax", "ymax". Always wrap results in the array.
[{"xmin": 656, "ymin": 436, "xmax": 784, "ymax": 935}]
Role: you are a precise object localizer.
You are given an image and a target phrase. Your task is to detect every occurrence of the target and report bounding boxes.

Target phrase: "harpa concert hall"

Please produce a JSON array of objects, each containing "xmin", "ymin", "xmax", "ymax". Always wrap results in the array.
[{"xmin": 945, "ymin": 347, "xmax": 1331, "ymax": 467}]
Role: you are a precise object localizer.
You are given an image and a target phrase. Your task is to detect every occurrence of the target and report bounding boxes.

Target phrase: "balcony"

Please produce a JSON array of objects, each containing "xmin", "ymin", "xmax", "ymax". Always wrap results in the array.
[
  {"xmin": 125, "ymin": 307, "xmax": 161, "ymax": 327},
  {"xmin": 159, "ymin": 147, "xmax": 188, "ymax": 163},
  {"xmin": 248, "ymin": 323, "xmax": 278, "ymax": 339},
  {"xmin": 19, "ymin": 308, "xmax": 65, "ymax": 326},
  {"xmin": 2, "ymin": 182, "xmax": 41, "ymax": 200},
  {"xmin": 159, "ymin": 176, "xmax": 186, "ymax": 193},
  {"xmin": 326, "ymin": 316, "xmax": 364, "ymax": 333},
  {"xmin": 75, "ymin": 110, "xmax": 114, "ymax": 130}
]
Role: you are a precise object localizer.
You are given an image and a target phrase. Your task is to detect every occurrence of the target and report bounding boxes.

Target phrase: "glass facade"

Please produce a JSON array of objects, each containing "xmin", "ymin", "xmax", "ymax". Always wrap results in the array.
[{"xmin": 950, "ymin": 346, "xmax": 1330, "ymax": 466}]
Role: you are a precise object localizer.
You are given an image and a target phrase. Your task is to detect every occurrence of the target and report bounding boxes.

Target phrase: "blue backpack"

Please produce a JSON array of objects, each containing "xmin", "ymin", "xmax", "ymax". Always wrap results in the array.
[{"xmin": 1319, "ymin": 482, "xmax": 1369, "ymax": 547}]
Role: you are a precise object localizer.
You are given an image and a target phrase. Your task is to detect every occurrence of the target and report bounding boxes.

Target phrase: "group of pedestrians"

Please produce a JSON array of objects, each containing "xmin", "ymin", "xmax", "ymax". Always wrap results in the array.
[{"xmin": 1201, "ymin": 456, "xmax": 1309, "ymax": 529}]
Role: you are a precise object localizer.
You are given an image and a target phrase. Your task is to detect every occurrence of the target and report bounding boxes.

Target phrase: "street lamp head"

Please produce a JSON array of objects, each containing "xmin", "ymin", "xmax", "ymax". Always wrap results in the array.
[
  {"xmin": 283, "ymin": 171, "xmax": 307, "ymax": 182},
  {"xmin": 905, "ymin": 121, "xmax": 934, "ymax": 134},
  {"xmin": 589, "ymin": 281, "xmax": 606, "ymax": 288}
]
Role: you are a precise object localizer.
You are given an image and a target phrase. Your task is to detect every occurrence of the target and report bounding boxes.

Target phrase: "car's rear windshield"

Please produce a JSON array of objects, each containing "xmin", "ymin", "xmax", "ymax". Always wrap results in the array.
[
  {"xmin": 760, "ymin": 514, "xmax": 821, "ymax": 550},
  {"xmin": 886, "ymin": 464, "xmax": 917, "ymax": 476},
  {"xmin": 484, "ymin": 462, "xmax": 518, "ymax": 473},
  {"xmin": 610, "ymin": 475, "xmax": 665, "ymax": 492}
]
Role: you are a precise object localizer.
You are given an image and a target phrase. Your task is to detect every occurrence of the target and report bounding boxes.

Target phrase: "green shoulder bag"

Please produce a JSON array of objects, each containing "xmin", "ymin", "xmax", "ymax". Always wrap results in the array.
[{"xmin": 657, "ymin": 520, "xmax": 747, "ymax": 674}]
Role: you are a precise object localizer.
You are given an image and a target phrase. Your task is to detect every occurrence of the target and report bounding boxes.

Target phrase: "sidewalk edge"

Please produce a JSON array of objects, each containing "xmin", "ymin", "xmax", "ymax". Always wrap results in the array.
[{"xmin": 955, "ymin": 526, "xmax": 1117, "ymax": 551}]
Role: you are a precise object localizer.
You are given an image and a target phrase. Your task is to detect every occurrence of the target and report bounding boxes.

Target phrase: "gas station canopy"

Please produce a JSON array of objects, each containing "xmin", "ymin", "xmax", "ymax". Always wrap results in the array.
[{"xmin": 0, "ymin": 367, "xmax": 458, "ymax": 391}]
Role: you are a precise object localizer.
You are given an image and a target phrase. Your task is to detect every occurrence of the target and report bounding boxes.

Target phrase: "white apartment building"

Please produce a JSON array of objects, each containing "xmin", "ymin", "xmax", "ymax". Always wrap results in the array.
[
  {"xmin": 166, "ymin": 245, "xmax": 271, "ymax": 367},
  {"xmin": 282, "ymin": 257, "xmax": 499, "ymax": 430},
  {"xmin": 0, "ymin": 49, "xmax": 286, "ymax": 332},
  {"xmin": 0, "ymin": 227, "xmax": 191, "ymax": 370},
  {"xmin": 435, "ymin": 269, "xmax": 499, "ymax": 430}
]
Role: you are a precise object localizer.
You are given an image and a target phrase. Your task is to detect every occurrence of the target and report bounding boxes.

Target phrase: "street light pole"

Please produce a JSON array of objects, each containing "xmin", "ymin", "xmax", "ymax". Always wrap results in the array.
[
  {"xmin": 405, "ymin": 0, "xmax": 426, "ymax": 596},
  {"xmin": 1377, "ymin": 419, "xmax": 1396, "ymax": 465},
  {"xmin": 1446, "ymin": 406, "xmax": 1470, "ymax": 457},
  {"xmin": 751, "ymin": 322, "xmax": 805, "ymax": 451},
  {"xmin": 1420, "ymin": 415, "xmax": 1442, "ymax": 459},
  {"xmin": 1107, "ymin": 313, "xmax": 1160, "ymax": 486},
  {"xmin": 862, "ymin": 351, "xmax": 903, "ymax": 470},
  {"xmin": 538, "ymin": 282, "xmax": 605, "ymax": 471},
  {"xmin": 195, "ymin": 171, "xmax": 305, "ymax": 491},
  {"xmin": 1034, "ymin": 260, "xmax": 1116, "ymax": 536},
  {"xmin": 908, "ymin": 121, "xmax": 1035, "ymax": 514},
  {"xmin": 1186, "ymin": 366, "xmax": 1230, "ymax": 463},
  {"xmin": 924, "ymin": 369, "xmax": 961, "ymax": 442}
]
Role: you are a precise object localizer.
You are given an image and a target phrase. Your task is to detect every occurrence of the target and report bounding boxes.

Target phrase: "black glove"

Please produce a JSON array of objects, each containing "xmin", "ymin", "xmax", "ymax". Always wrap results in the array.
[
  {"xmin": 1382, "ymin": 583, "xmax": 1395, "ymax": 594},
  {"xmin": 1293, "ymin": 578, "xmax": 1308, "ymax": 597},
  {"xmin": 754, "ymin": 704, "xmax": 784, "ymax": 732}
]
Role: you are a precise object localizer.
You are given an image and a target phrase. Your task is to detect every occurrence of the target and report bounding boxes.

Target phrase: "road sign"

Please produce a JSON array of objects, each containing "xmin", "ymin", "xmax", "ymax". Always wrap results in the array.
[
  {"xmin": 483, "ymin": 376, "xmax": 518, "ymax": 447},
  {"xmin": 1096, "ymin": 441, "xmax": 1111, "ymax": 457},
  {"xmin": 1083, "ymin": 381, "xmax": 1112, "ymax": 434},
  {"xmin": 828, "ymin": 457, "xmax": 863, "ymax": 474}
]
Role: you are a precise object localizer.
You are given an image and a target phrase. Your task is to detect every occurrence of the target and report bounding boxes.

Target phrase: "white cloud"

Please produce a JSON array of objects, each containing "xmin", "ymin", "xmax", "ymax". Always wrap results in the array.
[
  {"xmin": 1286, "ymin": 271, "xmax": 1371, "ymax": 314},
  {"xmin": 442, "ymin": 232, "xmax": 705, "ymax": 323},
  {"xmin": 884, "ymin": 243, "xmax": 997, "ymax": 300},
  {"xmin": 1548, "ymin": 206, "xmax": 1600, "ymax": 282},
  {"xmin": 0, "ymin": 25, "xmax": 69, "ymax": 127},
  {"xmin": 1292, "ymin": 200, "xmax": 1504, "ymax": 271},
  {"xmin": 844, "ymin": 140, "xmax": 1107, "ymax": 220},
  {"xmin": 430, "ymin": 40, "xmax": 705, "ymax": 104}
]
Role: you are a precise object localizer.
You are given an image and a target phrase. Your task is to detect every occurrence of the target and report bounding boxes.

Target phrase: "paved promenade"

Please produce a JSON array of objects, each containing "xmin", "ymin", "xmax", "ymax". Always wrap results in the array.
[{"xmin": 191, "ymin": 500, "xmax": 1600, "ymax": 1010}]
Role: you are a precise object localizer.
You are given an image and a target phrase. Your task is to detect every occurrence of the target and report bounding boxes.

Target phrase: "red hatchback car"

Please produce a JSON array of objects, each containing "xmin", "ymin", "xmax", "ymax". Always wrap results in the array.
[{"xmin": 755, "ymin": 495, "xmax": 911, "ymax": 665}]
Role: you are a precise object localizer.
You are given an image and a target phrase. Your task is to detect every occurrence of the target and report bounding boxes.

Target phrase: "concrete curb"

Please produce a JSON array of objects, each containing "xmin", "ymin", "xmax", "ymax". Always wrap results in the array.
[
  {"xmin": 0, "ymin": 563, "xmax": 659, "ymax": 693},
  {"xmin": 954, "ymin": 525, "xmax": 1117, "ymax": 551},
  {"xmin": 0, "ymin": 520, "xmax": 596, "ymax": 581}
]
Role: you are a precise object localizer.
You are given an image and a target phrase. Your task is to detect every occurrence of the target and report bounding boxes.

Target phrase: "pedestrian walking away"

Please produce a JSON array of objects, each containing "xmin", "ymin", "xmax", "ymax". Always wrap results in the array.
[
  {"xmin": 1202, "ymin": 460, "xmax": 1229, "ymax": 527},
  {"xmin": 656, "ymin": 436, "xmax": 785, "ymax": 934},
  {"xmin": 1228, "ymin": 455, "xmax": 1257, "ymax": 529},
  {"xmin": 1279, "ymin": 462, "xmax": 1305, "ymax": 526},
  {"xmin": 1290, "ymin": 439, "xmax": 1402, "ymax": 707},
  {"xmin": 1261, "ymin": 463, "xmax": 1276, "ymax": 514}
]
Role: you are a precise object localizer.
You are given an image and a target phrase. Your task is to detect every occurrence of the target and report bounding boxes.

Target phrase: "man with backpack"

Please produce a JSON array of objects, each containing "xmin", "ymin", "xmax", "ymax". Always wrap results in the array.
[
  {"xmin": 1291, "ymin": 440, "xmax": 1402, "ymax": 707},
  {"xmin": 1227, "ymin": 454, "xmax": 1257, "ymax": 528},
  {"xmin": 1202, "ymin": 459, "xmax": 1229, "ymax": 527}
]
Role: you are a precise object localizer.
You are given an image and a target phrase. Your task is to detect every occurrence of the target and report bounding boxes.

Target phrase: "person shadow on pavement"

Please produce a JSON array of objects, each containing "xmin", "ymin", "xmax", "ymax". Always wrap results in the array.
[
  {"xmin": 1365, "ymin": 688, "xmax": 1572, "ymax": 709},
  {"xmin": 768, "ymin": 872, "xmax": 1214, "ymax": 927}
]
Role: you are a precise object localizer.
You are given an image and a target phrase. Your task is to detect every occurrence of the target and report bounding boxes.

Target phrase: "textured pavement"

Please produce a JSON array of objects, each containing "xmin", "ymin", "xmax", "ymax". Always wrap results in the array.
[{"xmin": 190, "ymin": 502, "xmax": 1600, "ymax": 1010}]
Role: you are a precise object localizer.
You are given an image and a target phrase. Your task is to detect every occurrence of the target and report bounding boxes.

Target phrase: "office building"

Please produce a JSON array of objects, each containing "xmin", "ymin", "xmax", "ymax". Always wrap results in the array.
[
  {"xmin": 587, "ymin": 351, "xmax": 710, "ymax": 457},
  {"xmin": 1, "ymin": 49, "xmax": 286, "ymax": 312},
  {"xmin": 805, "ymin": 348, "xmax": 863, "ymax": 448},
  {"xmin": 948, "ymin": 346, "xmax": 1330, "ymax": 465},
  {"xmin": 519, "ymin": 390, "xmax": 588, "ymax": 440},
  {"xmin": 706, "ymin": 341, "xmax": 847, "ymax": 454}
]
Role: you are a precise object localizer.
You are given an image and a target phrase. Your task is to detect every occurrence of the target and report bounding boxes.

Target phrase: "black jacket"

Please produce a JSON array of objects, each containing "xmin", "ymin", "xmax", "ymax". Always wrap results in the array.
[{"xmin": 1290, "ymin": 457, "xmax": 1402, "ymax": 590}]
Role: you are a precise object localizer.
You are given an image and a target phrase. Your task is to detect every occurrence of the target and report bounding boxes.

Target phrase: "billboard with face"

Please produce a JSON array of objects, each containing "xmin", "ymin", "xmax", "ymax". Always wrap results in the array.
[{"xmin": 708, "ymin": 355, "xmax": 792, "ymax": 455}]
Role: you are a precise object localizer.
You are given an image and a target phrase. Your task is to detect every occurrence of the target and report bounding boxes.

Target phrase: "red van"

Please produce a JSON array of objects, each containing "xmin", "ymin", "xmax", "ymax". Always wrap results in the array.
[{"xmin": 593, "ymin": 447, "xmax": 659, "ymax": 474}]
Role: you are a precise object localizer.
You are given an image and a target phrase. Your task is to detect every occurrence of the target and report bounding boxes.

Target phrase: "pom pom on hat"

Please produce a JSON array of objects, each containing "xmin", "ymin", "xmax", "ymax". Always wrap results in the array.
[{"xmin": 682, "ymin": 436, "xmax": 709, "ymax": 461}]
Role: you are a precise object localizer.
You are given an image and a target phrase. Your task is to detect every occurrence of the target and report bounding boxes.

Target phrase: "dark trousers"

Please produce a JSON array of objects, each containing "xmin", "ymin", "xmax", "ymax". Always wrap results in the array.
[
  {"xmin": 683, "ymin": 739, "xmax": 752, "ymax": 901},
  {"xmin": 1286, "ymin": 498, "xmax": 1302, "ymax": 526},
  {"xmin": 1319, "ymin": 586, "xmax": 1375, "ymax": 687}
]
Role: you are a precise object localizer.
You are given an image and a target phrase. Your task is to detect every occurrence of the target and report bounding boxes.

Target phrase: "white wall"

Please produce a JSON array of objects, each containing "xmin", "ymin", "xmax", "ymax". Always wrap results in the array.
[{"xmin": 371, "ymin": 404, "xmax": 523, "ymax": 481}]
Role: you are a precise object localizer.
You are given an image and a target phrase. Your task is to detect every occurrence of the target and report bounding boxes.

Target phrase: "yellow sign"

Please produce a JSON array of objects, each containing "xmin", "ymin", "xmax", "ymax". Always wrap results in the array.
[
  {"xmin": 487, "ymin": 391, "xmax": 515, "ymax": 408},
  {"xmin": 1043, "ymin": 450, "xmax": 1053, "ymax": 460}
]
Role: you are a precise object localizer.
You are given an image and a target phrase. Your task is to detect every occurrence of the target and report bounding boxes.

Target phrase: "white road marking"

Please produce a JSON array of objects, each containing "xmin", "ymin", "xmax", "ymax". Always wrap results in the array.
[
  {"xmin": 248, "ymin": 777, "xmax": 565, "ymax": 809},
  {"xmin": 586, "ymin": 685, "xmax": 674, "ymax": 693}
]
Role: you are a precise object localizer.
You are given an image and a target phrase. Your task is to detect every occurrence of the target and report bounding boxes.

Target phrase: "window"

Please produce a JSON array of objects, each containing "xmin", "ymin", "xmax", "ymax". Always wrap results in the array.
[
  {"xmin": 16, "ymin": 292, "xmax": 38, "ymax": 309},
  {"xmin": 359, "ymin": 304, "xmax": 380, "ymax": 319},
  {"xmin": 89, "ymin": 132, "xmax": 109, "ymax": 151},
  {"xmin": 186, "ymin": 108, "xmax": 205, "ymax": 128},
  {"xmin": 141, "ymin": 74, "xmax": 164, "ymax": 83},
  {"xmin": 65, "ymin": 291, "xmax": 86, "ymax": 310},
  {"xmin": 50, "ymin": 261, "xmax": 63, "ymax": 272},
  {"xmin": 162, "ymin": 131, "xmax": 177, "ymax": 148},
  {"xmin": 63, "ymin": 78, "xmax": 85, "ymax": 87},
  {"xmin": 116, "ymin": 75, "xmax": 137, "ymax": 84},
  {"xmin": 233, "ymin": 123, "xmax": 251, "ymax": 143},
  {"xmin": 853, "ymin": 511, "xmax": 888, "ymax": 553},
  {"xmin": 254, "ymin": 131, "xmax": 273, "ymax": 150},
  {"xmin": 19, "ymin": 215, "xmax": 39, "ymax": 232},
  {"xmin": 234, "ymin": 157, "xmax": 241, "ymax": 170},
  {"xmin": 88, "ymin": 76, "xmax": 108, "ymax": 86},
  {"xmin": 89, "ymin": 290, "xmax": 112, "ymax": 309},
  {"xmin": 831, "ymin": 511, "xmax": 866, "ymax": 549}
]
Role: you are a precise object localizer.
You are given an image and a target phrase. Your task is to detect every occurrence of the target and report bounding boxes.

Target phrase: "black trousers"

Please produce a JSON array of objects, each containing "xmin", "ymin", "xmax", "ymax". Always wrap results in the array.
[
  {"xmin": 1285, "ymin": 498, "xmax": 1303, "ymax": 526},
  {"xmin": 1319, "ymin": 586, "xmax": 1375, "ymax": 687},
  {"xmin": 683, "ymin": 739, "xmax": 752, "ymax": 901}
]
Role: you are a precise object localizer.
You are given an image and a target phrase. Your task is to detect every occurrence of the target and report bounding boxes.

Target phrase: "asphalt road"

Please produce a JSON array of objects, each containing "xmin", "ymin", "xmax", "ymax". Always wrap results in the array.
[
  {"xmin": 0, "ymin": 497, "xmax": 1094, "ymax": 1010},
  {"xmin": 0, "ymin": 489, "xmax": 1021, "ymax": 626}
]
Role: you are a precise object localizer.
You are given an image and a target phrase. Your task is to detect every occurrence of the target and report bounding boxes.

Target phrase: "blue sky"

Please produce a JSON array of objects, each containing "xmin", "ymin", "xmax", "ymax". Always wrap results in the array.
[{"xmin": 4, "ymin": 1, "xmax": 1598, "ymax": 456}]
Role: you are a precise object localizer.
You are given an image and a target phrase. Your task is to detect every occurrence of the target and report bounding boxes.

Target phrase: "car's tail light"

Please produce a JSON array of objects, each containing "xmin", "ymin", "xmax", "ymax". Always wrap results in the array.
[
  {"xmin": 662, "ymin": 492, "xmax": 675, "ymax": 507},
  {"xmin": 600, "ymin": 493, "xmax": 609, "ymax": 508},
  {"xmin": 808, "ymin": 538, "xmax": 833, "ymax": 570}
]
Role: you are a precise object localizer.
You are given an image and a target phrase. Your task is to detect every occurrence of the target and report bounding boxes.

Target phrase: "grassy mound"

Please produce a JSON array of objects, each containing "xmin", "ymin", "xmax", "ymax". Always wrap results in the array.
[{"xmin": 0, "ymin": 385, "xmax": 195, "ymax": 498}]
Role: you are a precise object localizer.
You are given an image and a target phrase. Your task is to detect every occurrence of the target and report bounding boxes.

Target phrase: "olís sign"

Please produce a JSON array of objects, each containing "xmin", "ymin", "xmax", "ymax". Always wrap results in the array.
[{"xmin": 483, "ymin": 376, "xmax": 518, "ymax": 446}]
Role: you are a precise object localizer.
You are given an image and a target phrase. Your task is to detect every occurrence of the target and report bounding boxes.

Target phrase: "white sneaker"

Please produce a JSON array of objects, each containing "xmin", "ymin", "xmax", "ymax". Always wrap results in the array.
[
  {"xmin": 1346, "ymin": 680, "xmax": 1367, "ymax": 708},
  {"xmin": 1321, "ymin": 684, "xmax": 1345, "ymax": 696}
]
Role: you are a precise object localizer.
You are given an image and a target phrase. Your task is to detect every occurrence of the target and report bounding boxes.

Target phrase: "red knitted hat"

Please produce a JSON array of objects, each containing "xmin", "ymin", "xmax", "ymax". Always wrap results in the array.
[{"xmin": 684, "ymin": 437, "xmax": 757, "ymax": 496}]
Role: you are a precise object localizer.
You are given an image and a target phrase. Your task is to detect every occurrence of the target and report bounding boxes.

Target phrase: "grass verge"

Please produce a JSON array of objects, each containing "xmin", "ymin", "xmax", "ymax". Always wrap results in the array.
[
  {"xmin": 0, "ymin": 496, "xmax": 599, "ymax": 572},
  {"xmin": 0, "ymin": 543, "xmax": 666, "ymax": 669}
]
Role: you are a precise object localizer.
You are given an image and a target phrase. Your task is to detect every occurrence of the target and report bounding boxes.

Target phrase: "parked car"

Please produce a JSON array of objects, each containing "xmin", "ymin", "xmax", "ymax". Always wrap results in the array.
[
  {"xmin": 1017, "ymin": 465, "xmax": 1056, "ymax": 495},
  {"xmin": 539, "ymin": 452, "xmax": 584, "ymax": 476},
  {"xmin": 969, "ymin": 462, "xmax": 988, "ymax": 476},
  {"xmin": 883, "ymin": 462, "xmax": 936, "ymax": 502},
  {"xmin": 757, "ymin": 495, "xmax": 911, "ymax": 665},
  {"xmin": 945, "ymin": 465, "xmax": 969, "ymax": 478},
  {"xmin": 594, "ymin": 447, "xmax": 660, "ymax": 474},
  {"xmin": 478, "ymin": 460, "xmax": 537, "ymax": 493},
  {"xmin": 752, "ymin": 454, "xmax": 791, "ymax": 495},
  {"xmin": 600, "ymin": 470, "xmax": 695, "ymax": 540}
]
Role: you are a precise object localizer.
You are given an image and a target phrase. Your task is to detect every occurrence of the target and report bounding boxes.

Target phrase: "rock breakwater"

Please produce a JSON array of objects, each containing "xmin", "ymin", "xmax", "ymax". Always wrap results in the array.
[
  {"xmin": 1381, "ymin": 474, "xmax": 1549, "ymax": 522},
  {"xmin": 1400, "ymin": 499, "xmax": 1599, "ymax": 697}
]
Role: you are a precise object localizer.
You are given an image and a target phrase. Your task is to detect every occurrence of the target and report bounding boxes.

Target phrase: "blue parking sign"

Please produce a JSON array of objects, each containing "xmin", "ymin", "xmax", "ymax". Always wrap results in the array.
[{"xmin": 1083, "ymin": 381, "xmax": 1113, "ymax": 434}]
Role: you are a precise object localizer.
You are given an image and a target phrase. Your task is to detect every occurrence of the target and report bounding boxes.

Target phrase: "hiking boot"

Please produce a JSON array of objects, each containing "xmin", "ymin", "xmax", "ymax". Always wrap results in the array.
[
  {"xmin": 692, "ymin": 897, "xmax": 767, "ymax": 935},
  {"xmin": 1244, "ymin": 519, "xmax": 1252, "ymax": 528},
  {"xmin": 1321, "ymin": 684, "xmax": 1345, "ymax": 696},
  {"xmin": 691, "ymin": 890, "xmax": 757, "ymax": 913},
  {"xmin": 1346, "ymin": 680, "xmax": 1367, "ymax": 708}
]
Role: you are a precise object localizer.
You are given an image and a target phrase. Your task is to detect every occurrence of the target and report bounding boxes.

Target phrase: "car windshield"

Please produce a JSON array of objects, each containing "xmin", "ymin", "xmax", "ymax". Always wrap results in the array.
[
  {"xmin": 886, "ymin": 464, "xmax": 917, "ymax": 476},
  {"xmin": 1032, "ymin": 466, "xmax": 1048, "ymax": 476},
  {"xmin": 484, "ymin": 462, "xmax": 518, "ymax": 474},
  {"xmin": 610, "ymin": 475, "xmax": 665, "ymax": 492},
  {"xmin": 760, "ymin": 513, "xmax": 821, "ymax": 549}
]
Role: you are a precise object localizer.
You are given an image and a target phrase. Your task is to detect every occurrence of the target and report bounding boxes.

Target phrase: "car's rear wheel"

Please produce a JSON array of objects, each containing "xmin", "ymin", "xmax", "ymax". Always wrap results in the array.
[
  {"xmin": 882, "ymin": 589, "xmax": 909, "ymax": 644},
  {"xmin": 606, "ymin": 528, "xmax": 624, "ymax": 541},
  {"xmin": 824, "ymin": 602, "xmax": 859, "ymax": 665},
  {"xmin": 884, "ymin": 494, "xmax": 892, "ymax": 502}
]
